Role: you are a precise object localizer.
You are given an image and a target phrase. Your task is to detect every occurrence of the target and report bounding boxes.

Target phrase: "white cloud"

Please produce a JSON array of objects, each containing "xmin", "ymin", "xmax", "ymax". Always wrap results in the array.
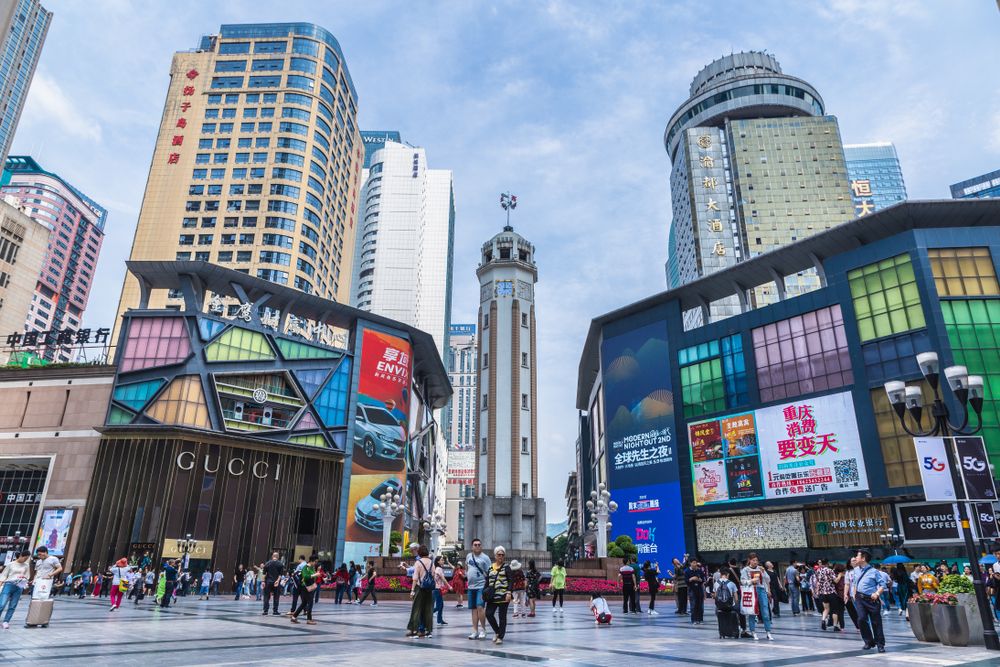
[{"xmin": 19, "ymin": 71, "xmax": 102, "ymax": 143}]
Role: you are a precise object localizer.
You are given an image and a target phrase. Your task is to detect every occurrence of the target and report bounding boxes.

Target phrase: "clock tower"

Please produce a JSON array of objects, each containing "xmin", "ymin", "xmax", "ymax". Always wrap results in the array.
[{"xmin": 464, "ymin": 212, "xmax": 547, "ymax": 556}]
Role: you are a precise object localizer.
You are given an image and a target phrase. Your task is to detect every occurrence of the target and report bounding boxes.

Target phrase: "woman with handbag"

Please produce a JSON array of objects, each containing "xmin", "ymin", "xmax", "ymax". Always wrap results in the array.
[
  {"xmin": 290, "ymin": 555, "xmax": 319, "ymax": 625},
  {"xmin": 0, "ymin": 550, "xmax": 30, "ymax": 629},
  {"xmin": 407, "ymin": 545, "xmax": 435, "ymax": 638},
  {"xmin": 433, "ymin": 555, "xmax": 452, "ymax": 626},
  {"xmin": 109, "ymin": 557, "xmax": 130, "ymax": 611},
  {"xmin": 484, "ymin": 546, "xmax": 513, "ymax": 645}
]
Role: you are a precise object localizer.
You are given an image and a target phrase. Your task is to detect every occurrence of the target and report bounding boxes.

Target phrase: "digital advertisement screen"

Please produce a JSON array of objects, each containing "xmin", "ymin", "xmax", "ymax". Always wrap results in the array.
[
  {"xmin": 689, "ymin": 391, "xmax": 869, "ymax": 506},
  {"xmin": 600, "ymin": 318, "xmax": 685, "ymax": 559},
  {"xmin": 34, "ymin": 509, "xmax": 74, "ymax": 557}
]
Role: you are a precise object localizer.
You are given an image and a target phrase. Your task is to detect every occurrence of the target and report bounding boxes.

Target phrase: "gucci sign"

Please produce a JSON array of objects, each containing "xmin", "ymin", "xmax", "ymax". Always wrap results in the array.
[{"xmin": 175, "ymin": 451, "xmax": 281, "ymax": 480}]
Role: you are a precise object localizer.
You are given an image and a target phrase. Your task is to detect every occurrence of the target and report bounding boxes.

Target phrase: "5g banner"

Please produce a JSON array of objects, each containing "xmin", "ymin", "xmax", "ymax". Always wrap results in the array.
[
  {"xmin": 915, "ymin": 437, "xmax": 957, "ymax": 501},
  {"xmin": 954, "ymin": 437, "xmax": 997, "ymax": 502},
  {"xmin": 915, "ymin": 436, "xmax": 997, "ymax": 503}
]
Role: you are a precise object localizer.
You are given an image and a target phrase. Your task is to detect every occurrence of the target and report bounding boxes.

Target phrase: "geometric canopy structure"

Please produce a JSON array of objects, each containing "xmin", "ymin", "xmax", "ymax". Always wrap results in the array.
[
  {"xmin": 145, "ymin": 375, "xmax": 211, "ymax": 429},
  {"xmin": 112, "ymin": 378, "xmax": 166, "ymax": 411},
  {"xmin": 119, "ymin": 317, "xmax": 192, "ymax": 373},
  {"xmin": 292, "ymin": 368, "xmax": 330, "ymax": 399},
  {"xmin": 313, "ymin": 358, "xmax": 352, "ymax": 428},
  {"xmin": 205, "ymin": 327, "xmax": 275, "ymax": 362}
]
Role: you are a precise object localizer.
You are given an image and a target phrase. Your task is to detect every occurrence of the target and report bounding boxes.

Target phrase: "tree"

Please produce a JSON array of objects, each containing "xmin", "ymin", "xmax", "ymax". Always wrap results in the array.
[
  {"xmin": 548, "ymin": 535, "xmax": 568, "ymax": 563},
  {"xmin": 389, "ymin": 530, "xmax": 403, "ymax": 555},
  {"xmin": 607, "ymin": 535, "xmax": 638, "ymax": 560}
]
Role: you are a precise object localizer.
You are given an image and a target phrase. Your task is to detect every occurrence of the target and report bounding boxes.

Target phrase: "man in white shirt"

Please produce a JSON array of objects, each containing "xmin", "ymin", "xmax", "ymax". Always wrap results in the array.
[
  {"xmin": 212, "ymin": 568, "xmax": 223, "ymax": 595},
  {"xmin": 32, "ymin": 546, "xmax": 62, "ymax": 582}
]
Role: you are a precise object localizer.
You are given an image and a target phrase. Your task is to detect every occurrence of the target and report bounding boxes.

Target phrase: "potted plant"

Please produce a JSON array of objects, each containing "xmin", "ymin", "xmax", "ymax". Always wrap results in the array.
[
  {"xmin": 939, "ymin": 574, "xmax": 983, "ymax": 646},
  {"xmin": 907, "ymin": 592, "xmax": 940, "ymax": 642},
  {"xmin": 926, "ymin": 592, "xmax": 968, "ymax": 646}
]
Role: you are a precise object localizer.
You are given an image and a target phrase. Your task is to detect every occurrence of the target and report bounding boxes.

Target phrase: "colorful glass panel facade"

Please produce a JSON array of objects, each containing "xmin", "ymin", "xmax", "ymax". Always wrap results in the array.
[
  {"xmin": 848, "ymin": 253, "xmax": 925, "ymax": 342},
  {"xmin": 112, "ymin": 379, "xmax": 166, "ymax": 411},
  {"xmin": 752, "ymin": 305, "xmax": 853, "ymax": 403},
  {"xmin": 870, "ymin": 385, "xmax": 931, "ymax": 488},
  {"xmin": 146, "ymin": 375, "xmax": 211, "ymax": 429},
  {"xmin": 289, "ymin": 434, "xmax": 328, "ymax": 448},
  {"xmin": 293, "ymin": 368, "xmax": 331, "ymax": 398},
  {"xmin": 860, "ymin": 330, "xmax": 929, "ymax": 386},
  {"xmin": 928, "ymin": 247, "xmax": 999, "ymax": 297},
  {"xmin": 275, "ymin": 338, "xmax": 341, "ymax": 360},
  {"xmin": 198, "ymin": 318, "xmax": 227, "ymax": 341},
  {"xmin": 107, "ymin": 406, "xmax": 135, "ymax": 425},
  {"xmin": 204, "ymin": 327, "xmax": 275, "ymax": 362},
  {"xmin": 314, "ymin": 358, "xmax": 352, "ymax": 427},
  {"xmin": 294, "ymin": 410, "xmax": 319, "ymax": 431},
  {"xmin": 680, "ymin": 358, "xmax": 724, "ymax": 418},
  {"xmin": 720, "ymin": 334, "xmax": 747, "ymax": 408},
  {"xmin": 119, "ymin": 317, "xmax": 192, "ymax": 372}
]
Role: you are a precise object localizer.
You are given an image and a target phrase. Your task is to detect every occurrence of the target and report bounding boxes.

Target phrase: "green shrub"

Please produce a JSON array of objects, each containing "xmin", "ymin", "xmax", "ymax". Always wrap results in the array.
[{"xmin": 938, "ymin": 574, "xmax": 974, "ymax": 595}]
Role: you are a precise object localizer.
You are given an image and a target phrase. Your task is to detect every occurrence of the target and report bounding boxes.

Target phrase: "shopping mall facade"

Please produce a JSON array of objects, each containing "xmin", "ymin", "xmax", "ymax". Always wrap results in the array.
[
  {"xmin": 0, "ymin": 261, "xmax": 449, "ymax": 572},
  {"xmin": 577, "ymin": 200, "xmax": 1000, "ymax": 562}
]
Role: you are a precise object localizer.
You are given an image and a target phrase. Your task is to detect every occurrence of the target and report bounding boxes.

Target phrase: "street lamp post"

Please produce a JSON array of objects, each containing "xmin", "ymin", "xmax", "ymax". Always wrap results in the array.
[
  {"xmin": 376, "ymin": 490, "xmax": 404, "ymax": 557},
  {"xmin": 176, "ymin": 534, "xmax": 198, "ymax": 571},
  {"xmin": 585, "ymin": 483, "xmax": 618, "ymax": 559},
  {"xmin": 422, "ymin": 513, "xmax": 447, "ymax": 555},
  {"xmin": 883, "ymin": 350, "xmax": 998, "ymax": 651},
  {"xmin": 879, "ymin": 528, "xmax": 904, "ymax": 555}
]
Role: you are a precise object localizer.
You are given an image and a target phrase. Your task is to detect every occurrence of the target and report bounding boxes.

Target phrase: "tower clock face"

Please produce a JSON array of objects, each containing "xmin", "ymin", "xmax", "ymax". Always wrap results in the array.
[{"xmin": 495, "ymin": 280, "xmax": 514, "ymax": 297}]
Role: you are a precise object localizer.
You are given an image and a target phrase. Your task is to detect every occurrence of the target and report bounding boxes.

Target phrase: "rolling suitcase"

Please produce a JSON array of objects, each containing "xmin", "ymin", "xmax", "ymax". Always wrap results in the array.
[
  {"xmin": 25, "ymin": 599, "xmax": 53, "ymax": 628},
  {"xmin": 717, "ymin": 609, "xmax": 740, "ymax": 639}
]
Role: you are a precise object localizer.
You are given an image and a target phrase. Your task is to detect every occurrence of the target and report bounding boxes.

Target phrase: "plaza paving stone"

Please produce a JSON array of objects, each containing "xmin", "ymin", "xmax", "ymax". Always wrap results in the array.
[{"xmin": 0, "ymin": 594, "xmax": 997, "ymax": 666}]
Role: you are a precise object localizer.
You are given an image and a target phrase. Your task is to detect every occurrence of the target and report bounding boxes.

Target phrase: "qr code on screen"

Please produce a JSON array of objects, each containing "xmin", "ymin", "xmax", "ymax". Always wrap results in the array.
[{"xmin": 834, "ymin": 459, "xmax": 859, "ymax": 484}]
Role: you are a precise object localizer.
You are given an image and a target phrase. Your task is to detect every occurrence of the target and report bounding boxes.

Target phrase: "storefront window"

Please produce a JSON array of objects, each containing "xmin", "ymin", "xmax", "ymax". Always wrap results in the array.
[
  {"xmin": 941, "ymin": 299, "xmax": 1000, "ymax": 461},
  {"xmin": 752, "ymin": 305, "xmax": 852, "ymax": 403},
  {"xmin": 848, "ymin": 253, "xmax": 925, "ymax": 342},
  {"xmin": 928, "ymin": 247, "xmax": 999, "ymax": 296}
]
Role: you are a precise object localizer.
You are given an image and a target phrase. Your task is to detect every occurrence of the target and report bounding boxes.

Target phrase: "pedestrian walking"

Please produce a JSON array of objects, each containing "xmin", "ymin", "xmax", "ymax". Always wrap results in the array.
[
  {"xmin": 852, "ymin": 549, "xmax": 886, "ymax": 653},
  {"xmin": 212, "ymin": 568, "xmax": 223, "ymax": 596},
  {"xmin": 799, "ymin": 564, "xmax": 815, "ymax": 612},
  {"xmin": 714, "ymin": 569, "xmax": 740, "ymax": 638},
  {"xmin": 843, "ymin": 557, "xmax": 861, "ymax": 629},
  {"xmin": 233, "ymin": 565, "xmax": 246, "ymax": 600},
  {"xmin": 484, "ymin": 546, "xmax": 512, "ymax": 645},
  {"xmin": 741, "ymin": 553, "xmax": 774, "ymax": 641},
  {"xmin": 433, "ymin": 555, "xmax": 452, "ymax": 625},
  {"xmin": 684, "ymin": 559, "xmax": 706, "ymax": 624},
  {"xmin": 550, "ymin": 559, "xmax": 567, "ymax": 614},
  {"xmin": 451, "ymin": 563, "xmax": 467, "ymax": 608},
  {"xmin": 785, "ymin": 561, "xmax": 801, "ymax": 615},
  {"xmin": 160, "ymin": 559, "xmax": 178, "ymax": 609},
  {"xmin": 244, "ymin": 567, "xmax": 256, "ymax": 601},
  {"xmin": 199, "ymin": 570, "xmax": 211, "ymax": 600},
  {"xmin": 81, "ymin": 568, "xmax": 92, "ymax": 597},
  {"xmin": 766, "ymin": 561, "xmax": 783, "ymax": 618},
  {"xmin": 525, "ymin": 560, "xmax": 540, "ymax": 617},
  {"xmin": 619, "ymin": 558, "xmax": 638, "ymax": 614},
  {"xmin": 289, "ymin": 555, "xmax": 319, "ymax": 625},
  {"xmin": 670, "ymin": 555, "xmax": 689, "ymax": 615},
  {"xmin": 109, "ymin": 558, "xmax": 130, "ymax": 611},
  {"xmin": 0, "ymin": 551, "xmax": 31, "ymax": 629},
  {"xmin": 357, "ymin": 561, "xmax": 378, "ymax": 605},
  {"xmin": 334, "ymin": 563, "xmax": 349, "ymax": 604},
  {"xmin": 287, "ymin": 556, "xmax": 307, "ymax": 613},
  {"xmin": 465, "ymin": 538, "xmax": 492, "ymax": 638},
  {"xmin": 721, "ymin": 558, "xmax": 751, "ymax": 638},
  {"xmin": 642, "ymin": 560, "xmax": 661, "ymax": 615},
  {"xmin": 813, "ymin": 558, "xmax": 838, "ymax": 631},
  {"xmin": 510, "ymin": 560, "xmax": 526, "ymax": 618},
  {"xmin": 262, "ymin": 552, "xmax": 285, "ymax": 615},
  {"xmin": 406, "ymin": 545, "xmax": 435, "ymax": 638},
  {"xmin": 348, "ymin": 561, "xmax": 360, "ymax": 603}
]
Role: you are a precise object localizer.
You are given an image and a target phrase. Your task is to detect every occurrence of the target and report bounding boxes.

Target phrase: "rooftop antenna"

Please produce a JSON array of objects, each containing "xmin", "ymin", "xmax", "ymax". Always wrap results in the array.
[{"xmin": 499, "ymin": 191, "xmax": 517, "ymax": 231}]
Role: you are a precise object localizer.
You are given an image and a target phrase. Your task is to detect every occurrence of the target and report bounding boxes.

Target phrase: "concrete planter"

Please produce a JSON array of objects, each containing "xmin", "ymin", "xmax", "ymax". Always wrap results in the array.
[
  {"xmin": 907, "ymin": 602, "xmax": 938, "ymax": 642},
  {"xmin": 955, "ymin": 593, "xmax": 985, "ymax": 646},
  {"xmin": 932, "ymin": 603, "xmax": 970, "ymax": 647}
]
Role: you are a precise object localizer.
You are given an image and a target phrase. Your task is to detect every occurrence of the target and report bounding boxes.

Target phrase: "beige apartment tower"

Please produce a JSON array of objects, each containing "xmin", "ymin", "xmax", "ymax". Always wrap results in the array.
[
  {"xmin": 116, "ymin": 23, "xmax": 363, "ymax": 331},
  {"xmin": 0, "ymin": 196, "xmax": 50, "ymax": 335}
]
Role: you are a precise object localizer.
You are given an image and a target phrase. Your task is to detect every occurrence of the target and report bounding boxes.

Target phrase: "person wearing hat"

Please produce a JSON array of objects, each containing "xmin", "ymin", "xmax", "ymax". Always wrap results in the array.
[
  {"xmin": 509, "ymin": 559, "xmax": 526, "ymax": 618},
  {"xmin": 852, "ymin": 549, "xmax": 886, "ymax": 653},
  {"xmin": 109, "ymin": 557, "xmax": 131, "ymax": 611},
  {"xmin": 484, "ymin": 546, "xmax": 513, "ymax": 644}
]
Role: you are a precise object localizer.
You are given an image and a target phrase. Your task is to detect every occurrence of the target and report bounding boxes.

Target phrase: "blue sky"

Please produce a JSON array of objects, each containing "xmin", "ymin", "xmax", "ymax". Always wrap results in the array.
[{"xmin": 13, "ymin": 1, "xmax": 1000, "ymax": 519}]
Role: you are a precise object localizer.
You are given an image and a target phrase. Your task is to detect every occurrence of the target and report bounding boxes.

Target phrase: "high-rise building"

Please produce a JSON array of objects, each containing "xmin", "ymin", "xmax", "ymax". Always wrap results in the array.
[
  {"xmin": 351, "ymin": 136, "xmax": 454, "ymax": 360},
  {"xmin": 0, "ymin": 0, "xmax": 51, "ymax": 165},
  {"xmin": 951, "ymin": 168, "xmax": 1000, "ymax": 200},
  {"xmin": 664, "ymin": 52, "xmax": 854, "ymax": 324},
  {"xmin": 0, "ymin": 196, "xmax": 50, "ymax": 336},
  {"xmin": 844, "ymin": 142, "xmax": 907, "ymax": 217},
  {"xmin": 565, "ymin": 471, "xmax": 579, "ymax": 552},
  {"xmin": 115, "ymin": 22, "xmax": 363, "ymax": 330},
  {"xmin": 444, "ymin": 323, "xmax": 476, "ymax": 545},
  {"xmin": 360, "ymin": 130, "xmax": 401, "ymax": 168},
  {"xmin": 1, "ymin": 156, "xmax": 106, "ymax": 359},
  {"xmin": 464, "ymin": 223, "xmax": 546, "ymax": 556}
]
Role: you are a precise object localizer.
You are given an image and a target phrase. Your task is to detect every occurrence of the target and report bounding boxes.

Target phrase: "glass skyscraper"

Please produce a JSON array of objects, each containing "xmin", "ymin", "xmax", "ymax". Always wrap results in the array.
[
  {"xmin": 0, "ymin": 0, "xmax": 52, "ymax": 165},
  {"xmin": 664, "ymin": 52, "xmax": 854, "ymax": 324},
  {"xmin": 844, "ymin": 142, "xmax": 907, "ymax": 216},
  {"xmin": 115, "ymin": 22, "xmax": 363, "ymax": 331},
  {"xmin": 951, "ymin": 168, "xmax": 1000, "ymax": 199}
]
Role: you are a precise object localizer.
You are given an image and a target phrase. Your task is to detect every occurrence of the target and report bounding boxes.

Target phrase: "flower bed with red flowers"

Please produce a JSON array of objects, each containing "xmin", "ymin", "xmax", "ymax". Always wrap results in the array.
[
  {"xmin": 540, "ymin": 579, "xmax": 675, "ymax": 595},
  {"xmin": 909, "ymin": 592, "xmax": 957, "ymax": 606}
]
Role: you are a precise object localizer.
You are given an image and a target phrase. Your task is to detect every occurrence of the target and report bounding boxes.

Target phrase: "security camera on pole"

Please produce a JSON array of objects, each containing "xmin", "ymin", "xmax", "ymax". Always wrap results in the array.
[
  {"xmin": 586, "ymin": 483, "xmax": 618, "ymax": 558},
  {"xmin": 377, "ymin": 490, "xmax": 404, "ymax": 556},
  {"xmin": 422, "ymin": 513, "xmax": 447, "ymax": 555}
]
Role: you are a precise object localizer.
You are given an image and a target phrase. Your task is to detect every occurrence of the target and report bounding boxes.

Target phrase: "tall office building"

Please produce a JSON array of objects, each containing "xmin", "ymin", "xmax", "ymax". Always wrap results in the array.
[
  {"xmin": 351, "ymin": 136, "xmax": 454, "ymax": 360},
  {"xmin": 844, "ymin": 142, "xmax": 907, "ymax": 216},
  {"xmin": 951, "ymin": 168, "xmax": 1000, "ymax": 200},
  {"xmin": 1, "ymin": 156, "xmax": 106, "ymax": 360},
  {"xmin": 664, "ymin": 52, "xmax": 854, "ymax": 323},
  {"xmin": 444, "ymin": 323, "xmax": 476, "ymax": 545},
  {"xmin": 0, "ymin": 0, "xmax": 51, "ymax": 165},
  {"xmin": 360, "ymin": 130, "xmax": 401, "ymax": 168},
  {"xmin": 0, "ymin": 195, "xmax": 49, "ymax": 336},
  {"xmin": 116, "ymin": 22, "xmax": 363, "ymax": 330},
  {"xmin": 464, "ymin": 224, "xmax": 546, "ymax": 556}
]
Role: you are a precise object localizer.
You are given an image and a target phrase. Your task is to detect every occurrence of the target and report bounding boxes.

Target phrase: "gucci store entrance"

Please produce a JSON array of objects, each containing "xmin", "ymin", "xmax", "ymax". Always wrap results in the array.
[{"xmin": 75, "ymin": 433, "xmax": 343, "ymax": 573}]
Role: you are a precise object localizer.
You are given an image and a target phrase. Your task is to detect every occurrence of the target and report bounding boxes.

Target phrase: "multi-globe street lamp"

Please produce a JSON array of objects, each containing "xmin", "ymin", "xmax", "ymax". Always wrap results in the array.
[
  {"xmin": 586, "ymin": 483, "xmax": 618, "ymax": 559},
  {"xmin": 176, "ymin": 533, "xmax": 198, "ymax": 571},
  {"xmin": 377, "ymin": 490, "xmax": 404, "ymax": 556},
  {"xmin": 883, "ymin": 350, "xmax": 998, "ymax": 650},
  {"xmin": 422, "ymin": 513, "xmax": 447, "ymax": 555},
  {"xmin": 878, "ymin": 528, "xmax": 904, "ymax": 555}
]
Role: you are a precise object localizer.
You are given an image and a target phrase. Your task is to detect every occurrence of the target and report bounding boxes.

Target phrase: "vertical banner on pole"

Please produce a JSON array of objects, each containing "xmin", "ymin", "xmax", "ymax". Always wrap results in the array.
[
  {"xmin": 914, "ymin": 437, "xmax": 958, "ymax": 501},
  {"xmin": 954, "ymin": 437, "xmax": 998, "ymax": 502}
]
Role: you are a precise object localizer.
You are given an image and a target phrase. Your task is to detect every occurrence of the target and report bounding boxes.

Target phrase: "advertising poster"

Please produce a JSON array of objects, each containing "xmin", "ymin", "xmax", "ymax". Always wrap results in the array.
[
  {"xmin": 913, "ymin": 438, "xmax": 956, "ymax": 501},
  {"xmin": 688, "ymin": 412, "xmax": 759, "ymax": 507},
  {"xmin": 34, "ymin": 509, "xmax": 74, "ymax": 557},
  {"xmin": 344, "ymin": 329, "xmax": 412, "ymax": 564},
  {"xmin": 690, "ymin": 420, "xmax": 722, "ymax": 463},
  {"xmin": 726, "ymin": 456, "xmax": 763, "ymax": 500},
  {"xmin": 600, "ymin": 318, "xmax": 685, "ymax": 559},
  {"xmin": 446, "ymin": 451, "xmax": 476, "ymax": 487},
  {"xmin": 754, "ymin": 391, "xmax": 869, "ymax": 500},
  {"xmin": 696, "ymin": 511, "xmax": 807, "ymax": 551},
  {"xmin": 954, "ymin": 437, "xmax": 997, "ymax": 502},
  {"xmin": 693, "ymin": 460, "xmax": 728, "ymax": 505}
]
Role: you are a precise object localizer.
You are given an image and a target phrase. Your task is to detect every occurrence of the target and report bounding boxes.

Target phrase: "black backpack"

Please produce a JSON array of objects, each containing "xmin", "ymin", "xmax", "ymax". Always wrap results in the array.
[{"xmin": 715, "ymin": 582, "xmax": 735, "ymax": 612}]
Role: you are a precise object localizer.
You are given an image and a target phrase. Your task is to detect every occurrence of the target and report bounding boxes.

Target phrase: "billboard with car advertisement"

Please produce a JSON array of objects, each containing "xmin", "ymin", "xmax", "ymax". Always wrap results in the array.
[
  {"xmin": 600, "ymin": 317, "xmax": 686, "ymax": 559},
  {"xmin": 344, "ymin": 329, "xmax": 412, "ymax": 563}
]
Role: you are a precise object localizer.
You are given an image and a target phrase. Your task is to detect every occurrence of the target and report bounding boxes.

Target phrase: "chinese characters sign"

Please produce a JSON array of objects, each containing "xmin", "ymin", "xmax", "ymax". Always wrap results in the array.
[
  {"xmin": 806, "ymin": 503, "xmax": 892, "ymax": 548},
  {"xmin": 696, "ymin": 511, "xmax": 807, "ymax": 552},
  {"xmin": 851, "ymin": 179, "xmax": 875, "ymax": 217},
  {"xmin": 687, "ymin": 127, "xmax": 736, "ymax": 271},
  {"xmin": 5, "ymin": 327, "xmax": 110, "ymax": 349},
  {"xmin": 167, "ymin": 68, "xmax": 198, "ymax": 166},
  {"xmin": 689, "ymin": 391, "xmax": 868, "ymax": 506}
]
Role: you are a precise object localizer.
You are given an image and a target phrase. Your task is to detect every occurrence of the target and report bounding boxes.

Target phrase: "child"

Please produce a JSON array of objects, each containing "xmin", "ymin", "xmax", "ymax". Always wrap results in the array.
[
  {"xmin": 590, "ymin": 593, "xmax": 612, "ymax": 625},
  {"xmin": 510, "ymin": 559, "xmax": 526, "ymax": 618}
]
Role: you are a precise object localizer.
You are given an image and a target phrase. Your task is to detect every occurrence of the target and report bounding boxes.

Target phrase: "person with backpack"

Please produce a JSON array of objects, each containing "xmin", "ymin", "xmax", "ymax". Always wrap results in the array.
[
  {"xmin": 407, "ymin": 545, "xmax": 435, "ymax": 638},
  {"xmin": 714, "ymin": 569, "xmax": 739, "ymax": 638},
  {"xmin": 484, "ymin": 546, "xmax": 512, "ymax": 644}
]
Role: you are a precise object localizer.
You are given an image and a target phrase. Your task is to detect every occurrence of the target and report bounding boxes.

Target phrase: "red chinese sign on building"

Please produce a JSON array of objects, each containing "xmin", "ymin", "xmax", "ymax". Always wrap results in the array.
[
  {"xmin": 167, "ymin": 69, "xmax": 198, "ymax": 166},
  {"xmin": 776, "ymin": 403, "xmax": 838, "ymax": 460}
]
